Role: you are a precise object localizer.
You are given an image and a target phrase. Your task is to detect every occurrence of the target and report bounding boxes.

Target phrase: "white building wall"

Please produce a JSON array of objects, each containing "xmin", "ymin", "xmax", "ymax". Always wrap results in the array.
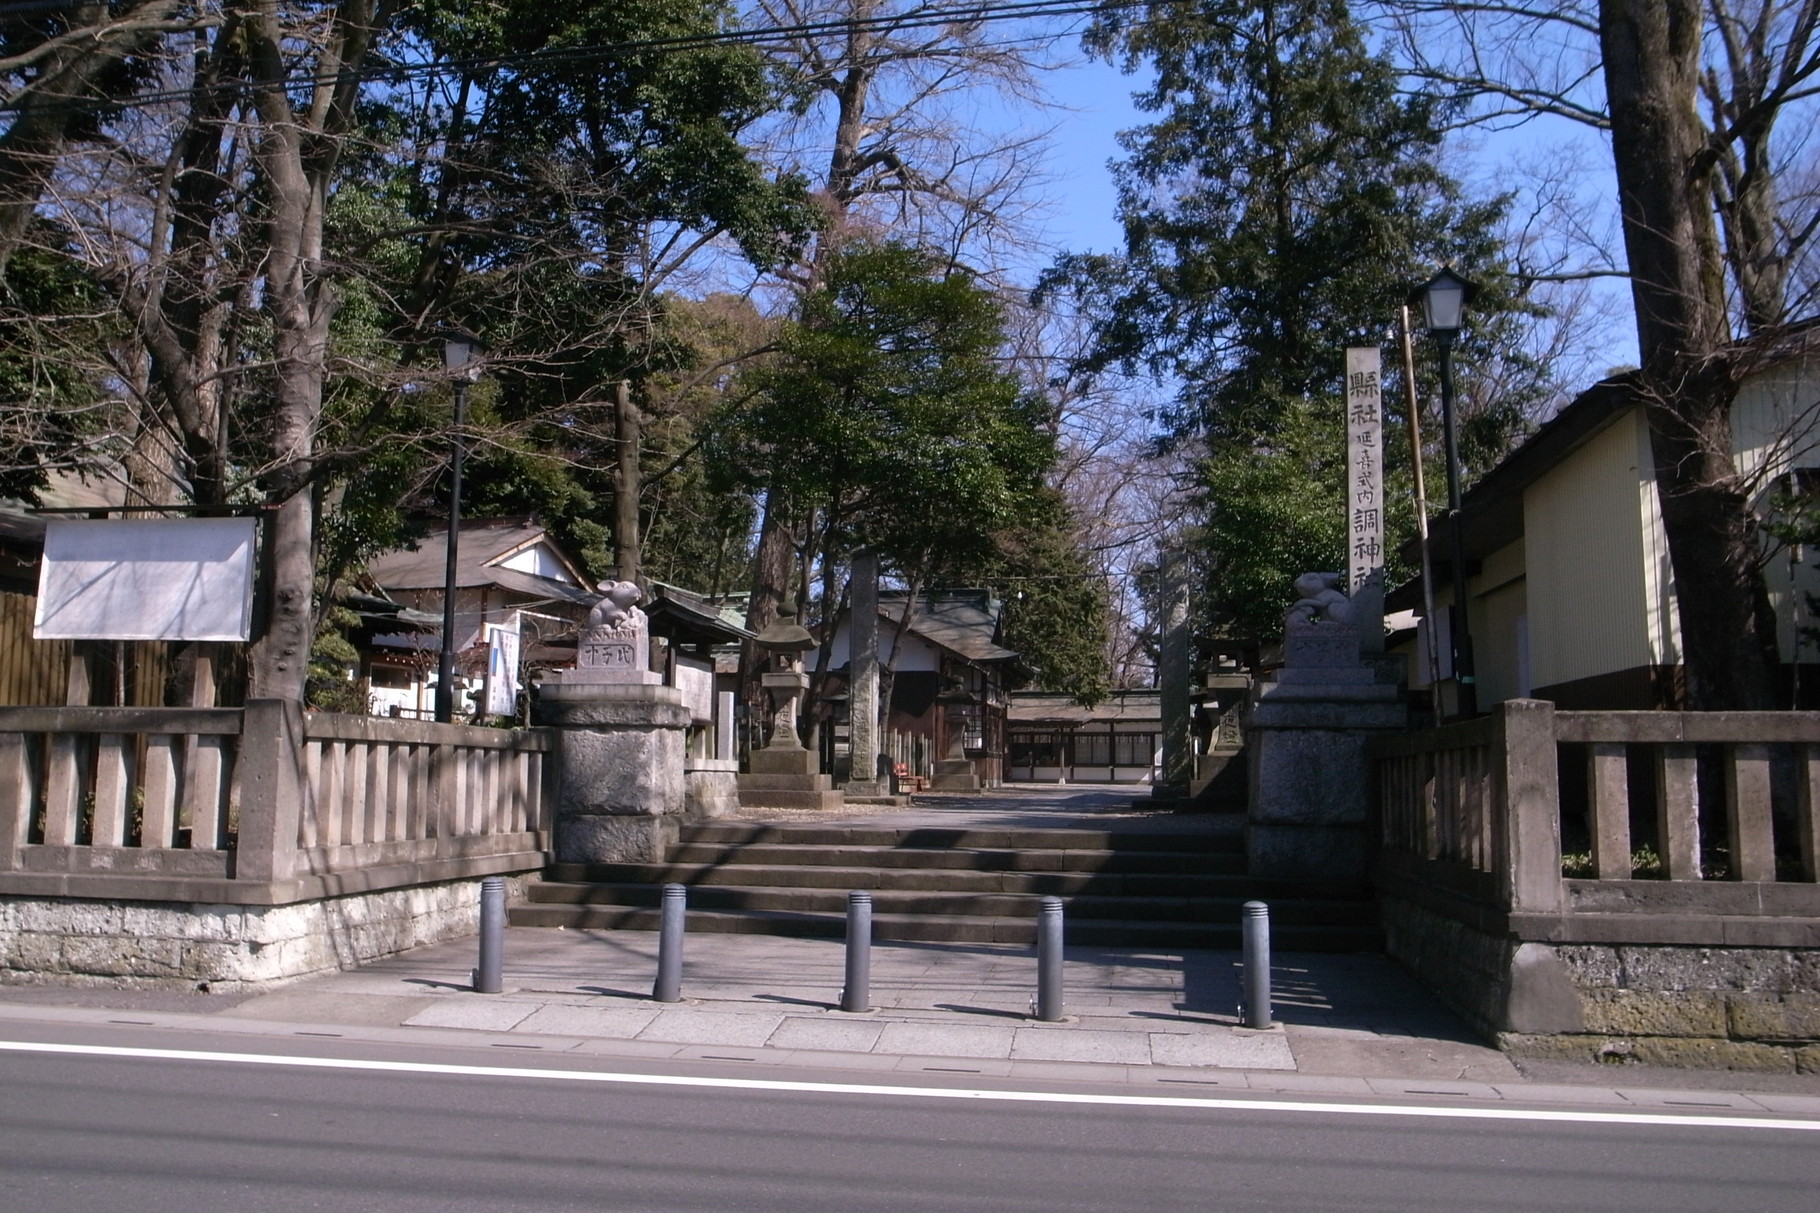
[
  {"xmin": 496, "ymin": 543, "xmax": 579, "ymax": 583},
  {"xmin": 1524, "ymin": 408, "xmax": 1674, "ymax": 690},
  {"xmin": 1732, "ymin": 352, "xmax": 1820, "ymax": 663}
]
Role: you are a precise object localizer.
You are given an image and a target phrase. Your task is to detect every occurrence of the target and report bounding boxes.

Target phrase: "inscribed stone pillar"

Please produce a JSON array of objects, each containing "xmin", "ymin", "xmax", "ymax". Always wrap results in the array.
[
  {"xmin": 844, "ymin": 551, "xmax": 888, "ymax": 796},
  {"xmin": 1155, "ymin": 547, "xmax": 1193, "ymax": 796},
  {"xmin": 1346, "ymin": 347, "xmax": 1387, "ymax": 655}
]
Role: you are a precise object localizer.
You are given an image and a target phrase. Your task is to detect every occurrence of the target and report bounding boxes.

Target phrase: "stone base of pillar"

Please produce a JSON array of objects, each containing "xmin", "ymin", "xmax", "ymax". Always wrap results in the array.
[
  {"xmin": 748, "ymin": 746, "xmax": 818, "ymax": 776},
  {"xmin": 685, "ymin": 758, "xmax": 740, "ymax": 818},
  {"xmin": 534, "ymin": 682, "xmax": 691, "ymax": 864},
  {"xmin": 739, "ymin": 745, "xmax": 844, "ymax": 810},
  {"xmin": 1245, "ymin": 679, "xmax": 1405, "ymax": 880},
  {"xmin": 928, "ymin": 758, "xmax": 979, "ymax": 792},
  {"xmin": 557, "ymin": 814, "xmax": 679, "ymax": 865}
]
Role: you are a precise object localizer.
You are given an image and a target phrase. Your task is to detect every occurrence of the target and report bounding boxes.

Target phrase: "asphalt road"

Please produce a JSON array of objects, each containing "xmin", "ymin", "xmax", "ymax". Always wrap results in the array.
[{"xmin": 0, "ymin": 1029, "xmax": 1813, "ymax": 1213}]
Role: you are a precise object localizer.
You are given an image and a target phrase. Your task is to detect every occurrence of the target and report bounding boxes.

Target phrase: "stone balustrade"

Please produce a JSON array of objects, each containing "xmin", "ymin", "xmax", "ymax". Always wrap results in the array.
[
  {"xmin": 1368, "ymin": 700, "xmax": 1820, "ymax": 1068},
  {"xmin": 0, "ymin": 704, "xmax": 552, "ymax": 905}
]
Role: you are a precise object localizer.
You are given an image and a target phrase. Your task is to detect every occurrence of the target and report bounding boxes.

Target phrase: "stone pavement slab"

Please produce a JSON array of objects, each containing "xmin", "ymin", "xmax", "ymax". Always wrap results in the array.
[
  {"xmin": 1150, "ymin": 1029, "xmax": 1296, "ymax": 1070},
  {"xmin": 405, "ymin": 1000, "xmax": 537, "ymax": 1031},
  {"xmin": 1009, "ymin": 1027, "xmax": 1153, "ymax": 1064},
  {"xmin": 639, "ymin": 1009, "xmax": 787, "ymax": 1047},
  {"xmin": 873, "ymin": 1021, "xmax": 1017, "ymax": 1058},
  {"xmin": 512, "ymin": 1003, "xmax": 663, "ymax": 1037}
]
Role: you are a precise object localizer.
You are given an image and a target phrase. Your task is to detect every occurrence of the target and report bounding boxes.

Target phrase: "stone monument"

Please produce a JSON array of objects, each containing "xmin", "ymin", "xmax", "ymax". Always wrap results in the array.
[
  {"xmin": 737, "ymin": 609, "xmax": 842, "ymax": 810},
  {"xmin": 840, "ymin": 551, "xmax": 892, "ymax": 800},
  {"xmin": 1244, "ymin": 572, "xmax": 1405, "ymax": 878},
  {"xmin": 535, "ymin": 580, "xmax": 691, "ymax": 863}
]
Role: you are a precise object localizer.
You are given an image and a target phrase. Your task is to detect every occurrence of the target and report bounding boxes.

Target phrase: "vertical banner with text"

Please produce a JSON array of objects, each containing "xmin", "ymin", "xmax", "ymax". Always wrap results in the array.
[
  {"xmin": 484, "ymin": 612, "xmax": 522, "ymax": 718},
  {"xmin": 1345, "ymin": 347, "xmax": 1384, "ymax": 598}
]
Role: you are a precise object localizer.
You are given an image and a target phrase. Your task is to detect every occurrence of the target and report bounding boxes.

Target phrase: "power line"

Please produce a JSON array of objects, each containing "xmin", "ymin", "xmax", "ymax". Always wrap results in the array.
[{"xmin": 1, "ymin": 0, "xmax": 1179, "ymax": 117}]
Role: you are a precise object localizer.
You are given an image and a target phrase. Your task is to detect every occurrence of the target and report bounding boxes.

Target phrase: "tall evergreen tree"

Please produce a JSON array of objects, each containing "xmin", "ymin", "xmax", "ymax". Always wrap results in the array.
[{"xmin": 1041, "ymin": 0, "xmax": 1536, "ymax": 640}]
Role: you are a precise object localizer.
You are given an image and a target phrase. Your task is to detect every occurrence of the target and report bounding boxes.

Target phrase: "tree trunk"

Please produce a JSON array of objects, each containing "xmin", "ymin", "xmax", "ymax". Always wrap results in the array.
[
  {"xmin": 614, "ymin": 379, "xmax": 642, "ymax": 585},
  {"xmin": 741, "ymin": 490, "xmax": 797, "ymax": 725},
  {"xmin": 1601, "ymin": 0, "xmax": 1781, "ymax": 709}
]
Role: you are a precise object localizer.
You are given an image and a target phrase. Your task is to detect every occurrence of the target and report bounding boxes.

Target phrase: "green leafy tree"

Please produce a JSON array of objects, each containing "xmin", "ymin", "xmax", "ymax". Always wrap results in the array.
[
  {"xmin": 972, "ymin": 488, "xmax": 1113, "ymax": 706},
  {"xmin": 712, "ymin": 242, "xmax": 1055, "ymax": 583}
]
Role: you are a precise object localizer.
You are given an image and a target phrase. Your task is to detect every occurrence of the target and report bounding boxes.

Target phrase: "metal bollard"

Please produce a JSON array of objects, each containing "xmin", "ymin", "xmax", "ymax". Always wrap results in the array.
[
  {"xmin": 473, "ymin": 875, "xmax": 505, "ymax": 994},
  {"xmin": 1240, "ymin": 899, "xmax": 1272, "ymax": 1029},
  {"xmin": 653, "ymin": 883, "xmax": 687, "ymax": 1003},
  {"xmin": 842, "ymin": 890, "xmax": 873, "ymax": 1013},
  {"xmin": 1035, "ymin": 895, "xmax": 1065, "ymax": 1022}
]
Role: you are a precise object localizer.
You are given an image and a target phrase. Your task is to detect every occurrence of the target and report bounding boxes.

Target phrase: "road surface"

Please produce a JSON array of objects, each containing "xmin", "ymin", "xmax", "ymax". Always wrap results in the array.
[{"xmin": 0, "ymin": 1024, "xmax": 1812, "ymax": 1212}]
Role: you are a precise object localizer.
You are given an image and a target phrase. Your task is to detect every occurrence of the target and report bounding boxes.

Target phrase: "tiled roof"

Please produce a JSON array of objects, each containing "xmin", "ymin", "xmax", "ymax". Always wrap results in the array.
[
  {"xmin": 878, "ymin": 590, "xmax": 1017, "ymax": 664},
  {"xmin": 1009, "ymin": 690, "xmax": 1161, "ymax": 725},
  {"xmin": 366, "ymin": 519, "xmax": 583, "ymax": 593}
]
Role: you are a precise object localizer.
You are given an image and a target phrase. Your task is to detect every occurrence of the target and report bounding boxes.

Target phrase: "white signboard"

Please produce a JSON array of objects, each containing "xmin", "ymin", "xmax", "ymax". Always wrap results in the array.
[
  {"xmin": 484, "ymin": 613, "xmax": 522, "ymax": 717},
  {"xmin": 34, "ymin": 517, "xmax": 257, "ymax": 641},
  {"xmin": 674, "ymin": 654, "xmax": 715, "ymax": 725},
  {"xmin": 1345, "ymin": 347, "xmax": 1385, "ymax": 596}
]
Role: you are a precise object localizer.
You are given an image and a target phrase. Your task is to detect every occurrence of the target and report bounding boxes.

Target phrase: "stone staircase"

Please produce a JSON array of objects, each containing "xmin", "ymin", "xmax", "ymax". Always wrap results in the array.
[{"xmin": 511, "ymin": 820, "xmax": 1382, "ymax": 950}]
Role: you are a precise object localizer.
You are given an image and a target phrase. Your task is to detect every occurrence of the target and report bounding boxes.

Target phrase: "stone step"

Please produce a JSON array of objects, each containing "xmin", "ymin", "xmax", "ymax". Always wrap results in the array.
[
  {"xmin": 526, "ymin": 879, "xmax": 1377, "ymax": 925},
  {"xmin": 507, "ymin": 903, "xmax": 1383, "ymax": 950},
  {"xmin": 545, "ymin": 861, "xmax": 1368, "ymax": 900},
  {"xmin": 730, "ymin": 790, "xmax": 845, "ymax": 811},
  {"xmin": 662, "ymin": 842, "xmax": 1244, "ymax": 874},
  {"xmin": 677, "ymin": 822, "xmax": 1243, "ymax": 851},
  {"xmin": 735, "ymin": 773, "xmax": 834, "ymax": 791}
]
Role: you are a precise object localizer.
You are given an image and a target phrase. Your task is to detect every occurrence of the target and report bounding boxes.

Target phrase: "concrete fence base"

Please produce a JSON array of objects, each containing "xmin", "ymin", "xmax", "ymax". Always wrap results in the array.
[
  {"xmin": 1381, "ymin": 893, "xmax": 1820, "ymax": 1073},
  {"xmin": 0, "ymin": 874, "xmax": 530, "ymax": 993}
]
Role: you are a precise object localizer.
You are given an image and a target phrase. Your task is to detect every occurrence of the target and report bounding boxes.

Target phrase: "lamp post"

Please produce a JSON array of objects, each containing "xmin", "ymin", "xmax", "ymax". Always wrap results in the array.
[
  {"xmin": 1411, "ymin": 267, "xmax": 1478, "ymax": 718},
  {"xmin": 435, "ymin": 329, "xmax": 485, "ymax": 724}
]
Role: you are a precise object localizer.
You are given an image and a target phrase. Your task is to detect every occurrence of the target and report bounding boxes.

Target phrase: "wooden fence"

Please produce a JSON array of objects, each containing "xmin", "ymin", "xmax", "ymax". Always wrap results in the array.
[{"xmin": 0, "ymin": 702, "xmax": 552, "ymax": 904}]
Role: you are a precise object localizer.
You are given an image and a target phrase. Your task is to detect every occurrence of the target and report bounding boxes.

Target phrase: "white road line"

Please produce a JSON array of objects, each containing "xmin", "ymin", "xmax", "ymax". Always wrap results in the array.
[{"xmin": 1, "ymin": 1038, "xmax": 1814, "ymax": 1132}]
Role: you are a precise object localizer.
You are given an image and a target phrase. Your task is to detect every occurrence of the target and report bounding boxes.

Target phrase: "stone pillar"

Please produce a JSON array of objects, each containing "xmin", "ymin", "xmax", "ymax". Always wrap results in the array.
[
  {"xmin": 535, "ymin": 582, "xmax": 691, "ymax": 863},
  {"xmin": 843, "ymin": 551, "xmax": 888, "ymax": 797},
  {"xmin": 1155, "ymin": 547, "xmax": 1193, "ymax": 797},
  {"xmin": 1245, "ymin": 615, "xmax": 1404, "ymax": 879},
  {"xmin": 537, "ymin": 682, "xmax": 691, "ymax": 863}
]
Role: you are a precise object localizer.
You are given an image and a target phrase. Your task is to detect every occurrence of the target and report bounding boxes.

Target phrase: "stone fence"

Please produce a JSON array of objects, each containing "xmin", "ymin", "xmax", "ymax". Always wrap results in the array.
[
  {"xmin": 0, "ymin": 704, "xmax": 552, "ymax": 989},
  {"xmin": 1370, "ymin": 700, "xmax": 1820, "ymax": 1070}
]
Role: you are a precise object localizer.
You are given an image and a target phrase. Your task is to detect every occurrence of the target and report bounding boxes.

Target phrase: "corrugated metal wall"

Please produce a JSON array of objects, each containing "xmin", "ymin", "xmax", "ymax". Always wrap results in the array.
[
  {"xmin": 0, "ymin": 589, "xmax": 69, "ymax": 705},
  {"xmin": 0, "ymin": 590, "xmax": 180, "ymax": 706}
]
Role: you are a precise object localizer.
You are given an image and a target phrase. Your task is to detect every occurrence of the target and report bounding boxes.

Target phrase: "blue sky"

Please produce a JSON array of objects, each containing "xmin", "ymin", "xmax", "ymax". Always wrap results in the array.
[{"xmin": 1022, "ymin": 52, "xmax": 1642, "ymax": 379}]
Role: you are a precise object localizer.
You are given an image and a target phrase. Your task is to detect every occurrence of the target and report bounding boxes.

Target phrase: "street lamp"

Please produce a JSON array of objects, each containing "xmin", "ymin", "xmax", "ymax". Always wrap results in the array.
[
  {"xmin": 1410, "ymin": 267, "xmax": 1478, "ymax": 718},
  {"xmin": 435, "ymin": 329, "xmax": 485, "ymax": 724}
]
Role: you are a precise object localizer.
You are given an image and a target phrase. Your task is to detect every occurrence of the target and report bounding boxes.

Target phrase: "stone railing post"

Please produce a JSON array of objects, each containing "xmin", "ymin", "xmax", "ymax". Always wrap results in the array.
[
  {"xmin": 0, "ymin": 729, "xmax": 28, "ymax": 871},
  {"xmin": 1493, "ymin": 698, "xmax": 1563, "ymax": 914},
  {"xmin": 234, "ymin": 699, "xmax": 305, "ymax": 883}
]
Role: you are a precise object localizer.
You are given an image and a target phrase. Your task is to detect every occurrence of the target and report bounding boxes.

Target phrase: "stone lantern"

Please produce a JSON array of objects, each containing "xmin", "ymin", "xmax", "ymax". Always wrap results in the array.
[
  {"xmin": 737, "ymin": 608, "xmax": 842, "ymax": 810},
  {"xmin": 755, "ymin": 608, "xmax": 815, "ymax": 750},
  {"xmin": 929, "ymin": 673, "xmax": 983, "ymax": 791}
]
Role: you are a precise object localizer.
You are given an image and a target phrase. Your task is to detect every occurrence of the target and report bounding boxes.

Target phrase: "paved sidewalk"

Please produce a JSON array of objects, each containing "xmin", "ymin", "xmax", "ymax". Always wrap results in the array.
[
  {"xmin": 219, "ymin": 930, "xmax": 1470, "ymax": 1080},
  {"xmin": 1, "ymin": 786, "xmax": 1816, "ymax": 1112},
  {"xmin": 9, "ymin": 925, "xmax": 1819, "ymax": 1113}
]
